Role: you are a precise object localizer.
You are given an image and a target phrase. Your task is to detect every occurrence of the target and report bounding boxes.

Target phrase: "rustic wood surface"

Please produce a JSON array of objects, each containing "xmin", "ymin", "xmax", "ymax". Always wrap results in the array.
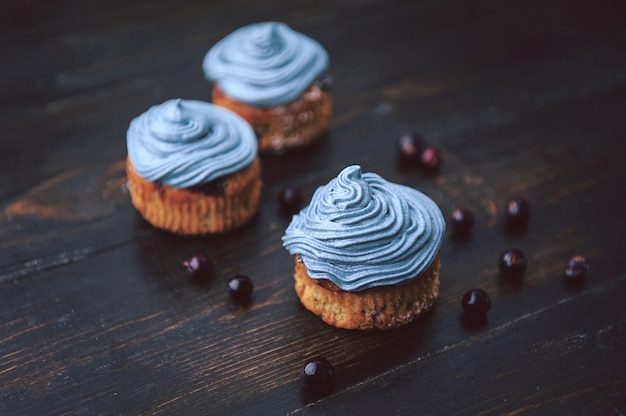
[{"xmin": 1, "ymin": 0, "xmax": 625, "ymax": 414}]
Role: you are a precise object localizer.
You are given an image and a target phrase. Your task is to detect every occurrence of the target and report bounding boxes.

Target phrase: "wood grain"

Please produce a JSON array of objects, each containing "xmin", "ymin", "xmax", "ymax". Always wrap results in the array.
[{"xmin": 1, "ymin": 0, "xmax": 625, "ymax": 414}]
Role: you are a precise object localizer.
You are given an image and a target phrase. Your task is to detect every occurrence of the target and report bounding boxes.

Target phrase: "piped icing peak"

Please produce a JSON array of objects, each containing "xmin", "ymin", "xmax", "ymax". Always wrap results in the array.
[
  {"xmin": 282, "ymin": 166, "xmax": 445, "ymax": 292},
  {"xmin": 203, "ymin": 22, "xmax": 329, "ymax": 107},
  {"xmin": 127, "ymin": 99, "xmax": 257, "ymax": 188},
  {"xmin": 150, "ymin": 99, "xmax": 211, "ymax": 143},
  {"xmin": 247, "ymin": 23, "xmax": 281, "ymax": 57}
]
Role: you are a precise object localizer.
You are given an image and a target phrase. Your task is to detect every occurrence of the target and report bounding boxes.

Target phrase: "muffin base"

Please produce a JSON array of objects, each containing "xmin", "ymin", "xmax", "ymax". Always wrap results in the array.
[
  {"xmin": 212, "ymin": 83, "xmax": 331, "ymax": 153},
  {"xmin": 293, "ymin": 255, "xmax": 440, "ymax": 330},
  {"xmin": 126, "ymin": 157, "xmax": 262, "ymax": 235}
]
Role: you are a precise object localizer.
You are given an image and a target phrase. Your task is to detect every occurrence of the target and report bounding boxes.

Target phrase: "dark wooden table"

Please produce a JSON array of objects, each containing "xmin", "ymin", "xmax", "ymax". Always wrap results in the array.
[{"xmin": 2, "ymin": 0, "xmax": 625, "ymax": 414}]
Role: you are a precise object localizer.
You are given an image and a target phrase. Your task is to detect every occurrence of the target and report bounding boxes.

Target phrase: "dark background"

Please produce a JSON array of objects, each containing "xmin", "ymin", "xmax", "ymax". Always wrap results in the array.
[{"xmin": 1, "ymin": 0, "xmax": 625, "ymax": 414}]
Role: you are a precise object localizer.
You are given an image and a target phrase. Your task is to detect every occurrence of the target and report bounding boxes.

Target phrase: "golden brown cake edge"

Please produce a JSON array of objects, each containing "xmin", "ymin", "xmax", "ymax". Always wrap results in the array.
[
  {"xmin": 125, "ymin": 157, "xmax": 262, "ymax": 235},
  {"xmin": 212, "ymin": 84, "xmax": 331, "ymax": 153},
  {"xmin": 293, "ymin": 255, "xmax": 441, "ymax": 330}
]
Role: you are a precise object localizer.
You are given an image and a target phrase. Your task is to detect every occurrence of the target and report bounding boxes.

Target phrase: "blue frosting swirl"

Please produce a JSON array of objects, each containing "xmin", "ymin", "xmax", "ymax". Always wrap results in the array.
[
  {"xmin": 282, "ymin": 166, "xmax": 445, "ymax": 292},
  {"xmin": 202, "ymin": 22, "xmax": 329, "ymax": 107},
  {"xmin": 126, "ymin": 99, "xmax": 257, "ymax": 188}
]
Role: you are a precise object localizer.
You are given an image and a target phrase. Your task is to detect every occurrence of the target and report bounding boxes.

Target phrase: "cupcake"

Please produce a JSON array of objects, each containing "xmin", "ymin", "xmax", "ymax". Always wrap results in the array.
[
  {"xmin": 282, "ymin": 166, "xmax": 445, "ymax": 330},
  {"xmin": 126, "ymin": 98, "xmax": 261, "ymax": 235},
  {"xmin": 202, "ymin": 22, "xmax": 332, "ymax": 153}
]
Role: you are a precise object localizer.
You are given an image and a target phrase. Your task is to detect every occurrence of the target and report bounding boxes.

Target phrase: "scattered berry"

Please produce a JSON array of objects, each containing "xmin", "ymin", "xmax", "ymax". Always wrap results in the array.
[
  {"xmin": 451, "ymin": 207, "xmax": 476, "ymax": 235},
  {"xmin": 462, "ymin": 289, "xmax": 491, "ymax": 316},
  {"xmin": 499, "ymin": 249, "xmax": 528, "ymax": 279},
  {"xmin": 278, "ymin": 185, "xmax": 306, "ymax": 215},
  {"xmin": 420, "ymin": 146, "xmax": 442, "ymax": 173},
  {"xmin": 301, "ymin": 357, "xmax": 335, "ymax": 395},
  {"xmin": 504, "ymin": 197, "xmax": 530, "ymax": 229},
  {"xmin": 565, "ymin": 255, "xmax": 590, "ymax": 280},
  {"xmin": 396, "ymin": 132, "xmax": 425, "ymax": 165},
  {"xmin": 317, "ymin": 73, "xmax": 333, "ymax": 91},
  {"xmin": 396, "ymin": 133, "xmax": 442, "ymax": 173},
  {"xmin": 182, "ymin": 253, "xmax": 213, "ymax": 283},
  {"xmin": 227, "ymin": 274, "xmax": 254, "ymax": 305}
]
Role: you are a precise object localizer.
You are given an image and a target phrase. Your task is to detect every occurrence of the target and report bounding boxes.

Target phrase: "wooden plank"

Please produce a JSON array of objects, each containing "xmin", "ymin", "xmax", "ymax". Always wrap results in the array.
[
  {"xmin": 292, "ymin": 276, "xmax": 626, "ymax": 416},
  {"xmin": 1, "ymin": 0, "xmax": 625, "ymax": 414}
]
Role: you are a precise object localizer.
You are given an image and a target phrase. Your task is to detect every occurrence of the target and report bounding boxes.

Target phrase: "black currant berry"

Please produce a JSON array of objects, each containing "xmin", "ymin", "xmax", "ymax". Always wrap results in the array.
[
  {"xmin": 504, "ymin": 197, "xmax": 530, "ymax": 229},
  {"xmin": 301, "ymin": 357, "xmax": 335, "ymax": 395},
  {"xmin": 228, "ymin": 274, "xmax": 254, "ymax": 305},
  {"xmin": 278, "ymin": 185, "xmax": 306, "ymax": 216},
  {"xmin": 499, "ymin": 249, "xmax": 528, "ymax": 279},
  {"xmin": 462, "ymin": 289, "xmax": 491, "ymax": 316},
  {"xmin": 188, "ymin": 179, "xmax": 225, "ymax": 197},
  {"xmin": 451, "ymin": 207, "xmax": 476, "ymax": 236},
  {"xmin": 396, "ymin": 133, "xmax": 425, "ymax": 166},
  {"xmin": 420, "ymin": 146, "xmax": 442, "ymax": 173},
  {"xmin": 565, "ymin": 255, "xmax": 590, "ymax": 280},
  {"xmin": 182, "ymin": 253, "xmax": 213, "ymax": 284},
  {"xmin": 317, "ymin": 73, "xmax": 333, "ymax": 91}
]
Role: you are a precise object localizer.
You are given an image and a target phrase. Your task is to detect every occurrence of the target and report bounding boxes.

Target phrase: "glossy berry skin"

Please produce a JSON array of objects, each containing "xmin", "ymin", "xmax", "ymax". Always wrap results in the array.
[
  {"xmin": 317, "ymin": 73, "xmax": 333, "ymax": 91},
  {"xmin": 451, "ymin": 207, "xmax": 476, "ymax": 235},
  {"xmin": 228, "ymin": 274, "xmax": 254, "ymax": 305},
  {"xmin": 565, "ymin": 255, "xmax": 590, "ymax": 280},
  {"xmin": 278, "ymin": 185, "xmax": 306, "ymax": 216},
  {"xmin": 462, "ymin": 289, "xmax": 491, "ymax": 316},
  {"xmin": 420, "ymin": 146, "xmax": 442, "ymax": 173},
  {"xmin": 499, "ymin": 249, "xmax": 528, "ymax": 279},
  {"xmin": 183, "ymin": 254, "xmax": 213, "ymax": 283},
  {"xmin": 396, "ymin": 133, "xmax": 425, "ymax": 165},
  {"xmin": 301, "ymin": 357, "xmax": 335, "ymax": 395},
  {"xmin": 504, "ymin": 197, "xmax": 531, "ymax": 229},
  {"xmin": 189, "ymin": 179, "xmax": 225, "ymax": 197}
]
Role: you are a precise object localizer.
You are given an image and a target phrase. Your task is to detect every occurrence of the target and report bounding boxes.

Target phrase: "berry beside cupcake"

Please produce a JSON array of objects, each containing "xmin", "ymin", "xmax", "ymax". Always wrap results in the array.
[
  {"xmin": 282, "ymin": 165, "xmax": 445, "ymax": 330},
  {"xmin": 202, "ymin": 21, "xmax": 332, "ymax": 153},
  {"xmin": 126, "ymin": 98, "xmax": 261, "ymax": 235}
]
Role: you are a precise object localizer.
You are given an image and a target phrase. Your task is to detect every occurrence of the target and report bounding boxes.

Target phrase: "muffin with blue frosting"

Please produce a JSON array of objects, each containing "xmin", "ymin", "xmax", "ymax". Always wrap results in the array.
[
  {"xmin": 126, "ymin": 98, "xmax": 261, "ymax": 235},
  {"xmin": 282, "ymin": 166, "xmax": 445, "ymax": 330},
  {"xmin": 203, "ymin": 22, "xmax": 332, "ymax": 153}
]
